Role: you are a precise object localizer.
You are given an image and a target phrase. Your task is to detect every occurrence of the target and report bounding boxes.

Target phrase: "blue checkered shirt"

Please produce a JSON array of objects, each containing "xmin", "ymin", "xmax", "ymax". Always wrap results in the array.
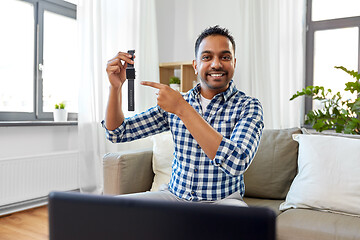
[{"xmin": 102, "ymin": 80, "xmax": 264, "ymax": 201}]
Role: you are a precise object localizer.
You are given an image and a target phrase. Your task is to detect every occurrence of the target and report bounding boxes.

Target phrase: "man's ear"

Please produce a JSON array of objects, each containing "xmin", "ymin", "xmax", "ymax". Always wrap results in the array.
[
  {"xmin": 234, "ymin": 57, "xmax": 237, "ymax": 68},
  {"xmin": 192, "ymin": 59, "xmax": 198, "ymax": 75}
]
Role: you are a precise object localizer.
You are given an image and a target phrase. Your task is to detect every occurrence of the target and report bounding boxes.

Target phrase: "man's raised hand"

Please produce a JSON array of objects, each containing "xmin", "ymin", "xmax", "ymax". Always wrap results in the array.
[
  {"xmin": 106, "ymin": 52, "xmax": 135, "ymax": 89},
  {"xmin": 140, "ymin": 81, "xmax": 186, "ymax": 115}
]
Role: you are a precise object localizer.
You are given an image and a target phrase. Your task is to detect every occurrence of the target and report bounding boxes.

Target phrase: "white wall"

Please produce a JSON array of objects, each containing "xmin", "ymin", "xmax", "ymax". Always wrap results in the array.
[
  {"xmin": 155, "ymin": 0, "xmax": 243, "ymax": 87},
  {"xmin": 0, "ymin": 125, "xmax": 78, "ymax": 159}
]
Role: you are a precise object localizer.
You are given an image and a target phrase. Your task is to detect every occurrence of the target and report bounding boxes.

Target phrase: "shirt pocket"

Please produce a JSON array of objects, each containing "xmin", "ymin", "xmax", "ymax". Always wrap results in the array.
[{"xmin": 211, "ymin": 118, "xmax": 234, "ymax": 137}]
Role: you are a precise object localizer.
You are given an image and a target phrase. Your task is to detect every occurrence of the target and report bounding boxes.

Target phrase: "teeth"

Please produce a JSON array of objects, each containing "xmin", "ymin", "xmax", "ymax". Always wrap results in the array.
[{"xmin": 210, "ymin": 73, "xmax": 223, "ymax": 77}]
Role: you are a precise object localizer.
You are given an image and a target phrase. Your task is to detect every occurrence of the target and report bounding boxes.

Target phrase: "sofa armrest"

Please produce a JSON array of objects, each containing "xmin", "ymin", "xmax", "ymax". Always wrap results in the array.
[{"xmin": 103, "ymin": 148, "xmax": 154, "ymax": 195}]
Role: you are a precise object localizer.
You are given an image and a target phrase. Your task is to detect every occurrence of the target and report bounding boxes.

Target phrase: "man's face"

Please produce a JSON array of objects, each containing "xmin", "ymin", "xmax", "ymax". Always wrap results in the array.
[{"xmin": 193, "ymin": 35, "xmax": 236, "ymax": 94}]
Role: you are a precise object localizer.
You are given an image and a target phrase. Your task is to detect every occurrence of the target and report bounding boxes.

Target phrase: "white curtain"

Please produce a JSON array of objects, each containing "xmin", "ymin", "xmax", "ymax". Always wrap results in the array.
[
  {"xmin": 77, "ymin": 0, "xmax": 158, "ymax": 194},
  {"xmin": 237, "ymin": 0, "xmax": 306, "ymax": 129}
]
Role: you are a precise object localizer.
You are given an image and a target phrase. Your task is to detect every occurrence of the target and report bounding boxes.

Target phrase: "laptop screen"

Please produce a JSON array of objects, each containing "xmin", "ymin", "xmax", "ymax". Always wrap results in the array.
[{"xmin": 48, "ymin": 191, "xmax": 276, "ymax": 240}]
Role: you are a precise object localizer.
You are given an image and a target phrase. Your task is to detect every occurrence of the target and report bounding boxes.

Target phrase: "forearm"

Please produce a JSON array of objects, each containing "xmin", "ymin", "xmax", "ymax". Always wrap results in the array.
[
  {"xmin": 214, "ymin": 119, "xmax": 263, "ymax": 176},
  {"xmin": 177, "ymin": 102, "xmax": 222, "ymax": 160},
  {"xmin": 139, "ymin": 81, "xmax": 222, "ymax": 159},
  {"xmin": 105, "ymin": 86, "xmax": 125, "ymax": 130}
]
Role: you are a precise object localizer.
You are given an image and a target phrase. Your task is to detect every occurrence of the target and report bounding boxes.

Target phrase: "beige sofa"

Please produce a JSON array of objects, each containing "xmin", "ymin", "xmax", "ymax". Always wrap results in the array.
[{"xmin": 103, "ymin": 128, "xmax": 360, "ymax": 240}]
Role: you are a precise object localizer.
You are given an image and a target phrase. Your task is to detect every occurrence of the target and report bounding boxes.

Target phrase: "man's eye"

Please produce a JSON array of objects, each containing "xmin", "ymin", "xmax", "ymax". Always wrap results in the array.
[
  {"xmin": 202, "ymin": 56, "xmax": 210, "ymax": 60},
  {"xmin": 222, "ymin": 56, "xmax": 231, "ymax": 60}
]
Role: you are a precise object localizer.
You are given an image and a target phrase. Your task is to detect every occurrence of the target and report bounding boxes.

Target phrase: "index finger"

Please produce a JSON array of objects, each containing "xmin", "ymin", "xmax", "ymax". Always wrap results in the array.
[
  {"xmin": 116, "ymin": 51, "xmax": 136, "ymax": 58},
  {"xmin": 113, "ymin": 52, "xmax": 135, "ymax": 65},
  {"xmin": 140, "ymin": 81, "xmax": 165, "ymax": 89}
]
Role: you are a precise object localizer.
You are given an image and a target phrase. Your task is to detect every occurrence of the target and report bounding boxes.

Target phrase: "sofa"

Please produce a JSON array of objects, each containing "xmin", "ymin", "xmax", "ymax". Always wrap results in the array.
[{"xmin": 103, "ymin": 127, "xmax": 360, "ymax": 240}]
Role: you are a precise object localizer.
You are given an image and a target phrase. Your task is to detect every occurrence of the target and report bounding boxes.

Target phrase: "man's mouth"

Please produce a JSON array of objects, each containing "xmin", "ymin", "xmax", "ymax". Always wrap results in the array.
[{"xmin": 207, "ymin": 72, "xmax": 226, "ymax": 77}]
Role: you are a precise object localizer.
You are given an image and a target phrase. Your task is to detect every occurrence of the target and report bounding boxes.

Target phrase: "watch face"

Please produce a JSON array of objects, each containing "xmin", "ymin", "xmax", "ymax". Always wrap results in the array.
[{"xmin": 126, "ymin": 68, "xmax": 135, "ymax": 80}]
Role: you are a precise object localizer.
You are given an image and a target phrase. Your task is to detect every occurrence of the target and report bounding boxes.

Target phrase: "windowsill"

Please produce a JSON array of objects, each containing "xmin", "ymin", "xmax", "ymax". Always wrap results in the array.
[{"xmin": 0, "ymin": 121, "xmax": 78, "ymax": 127}]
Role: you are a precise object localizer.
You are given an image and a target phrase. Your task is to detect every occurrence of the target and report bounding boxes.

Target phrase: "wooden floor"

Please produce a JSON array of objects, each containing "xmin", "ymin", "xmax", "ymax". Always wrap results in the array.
[{"xmin": 0, "ymin": 206, "xmax": 48, "ymax": 240}]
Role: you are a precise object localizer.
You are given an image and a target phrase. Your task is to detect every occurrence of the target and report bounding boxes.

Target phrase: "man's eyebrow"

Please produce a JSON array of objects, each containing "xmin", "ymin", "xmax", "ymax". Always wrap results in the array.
[
  {"xmin": 200, "ymin": 50, "xmax": 232, "ymax": 55},
  {"xmin": 221, "ymin": 50, "xmax": 232, "ymax": 54},
  {"xmin": 200, "ymin": 50, "xmax": 212, "ymax": 55}
]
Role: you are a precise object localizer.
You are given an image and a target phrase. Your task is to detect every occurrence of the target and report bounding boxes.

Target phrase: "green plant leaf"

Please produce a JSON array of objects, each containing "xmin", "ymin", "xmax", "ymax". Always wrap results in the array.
[
  {"xmin": 169, "ymin": 76, "xmax": 180, "ymax": 84},
  {"xmin": 345, "ymin": 81, "xmax": 360, "ymax": 94},
  {"xmin": 59, "ymin": 103, "xmax": 65, "ymax": 109},
  {"xmin": 55, "ymin": 102, "xmax": 65, "ymax": 109},
  {"xmin": 335, "ymin": 66, "xmax": 360, "ymax": 81},
  {"xmin": 291, "ymin": 66, "xmax": 360, "ymax": 135}
]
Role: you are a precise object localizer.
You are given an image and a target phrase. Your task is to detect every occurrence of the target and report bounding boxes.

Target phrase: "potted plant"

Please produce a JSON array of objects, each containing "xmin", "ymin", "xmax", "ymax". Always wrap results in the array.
[
  {"xmin": 290, "ymin": 66, "xmax": 360, "ymax": 134},
  {"xmin": 169, "ymin": 76, "xmax": 180, "ymax": 91},
  {"xmin": 53, "ymin": 102, "xmax": 67, "ymax": 122}
]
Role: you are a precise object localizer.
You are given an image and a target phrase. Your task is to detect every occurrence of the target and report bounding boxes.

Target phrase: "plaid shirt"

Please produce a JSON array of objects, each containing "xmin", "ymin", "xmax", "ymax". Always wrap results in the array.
[{"xmin": 102, "ymin": 80, "xmax": 264, "ymax": 201}]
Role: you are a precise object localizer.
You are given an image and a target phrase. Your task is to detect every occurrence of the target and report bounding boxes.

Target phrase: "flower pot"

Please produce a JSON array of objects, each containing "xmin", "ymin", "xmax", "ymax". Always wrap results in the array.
[
  {"xmin": 170, "ymin": 83, "xmax": 180, "ymax": 91},
  {"xmin": 53, "ymin": 109, "xmax": 68, "ymax": 122}
]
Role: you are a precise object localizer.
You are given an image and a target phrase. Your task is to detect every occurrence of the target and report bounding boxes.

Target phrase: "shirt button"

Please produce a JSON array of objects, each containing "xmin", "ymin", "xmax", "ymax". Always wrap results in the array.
[
  {"xmin": 197, "ymin": 145, "xmax": 201, "ymax": 149},
  {"xmin": 194, "ymin": 168, "xmax": 198, "ymax": 172},
  {"xmin": 191, "ymin": 191, "xmax": 195, "ymax": 195}
]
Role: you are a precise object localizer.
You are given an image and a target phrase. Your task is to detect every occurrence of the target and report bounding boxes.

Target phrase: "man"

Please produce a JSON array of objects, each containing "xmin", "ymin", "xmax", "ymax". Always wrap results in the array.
[{"xmin": 102, "ymin": 25, "xmax": 264, "ymax": 206}]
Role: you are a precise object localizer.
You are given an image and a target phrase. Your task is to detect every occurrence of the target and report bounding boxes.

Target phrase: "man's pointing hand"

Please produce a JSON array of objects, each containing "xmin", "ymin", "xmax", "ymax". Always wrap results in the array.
[{"xmin": 141, "ymin": 81, "xmax": 186, "ymax": 115}]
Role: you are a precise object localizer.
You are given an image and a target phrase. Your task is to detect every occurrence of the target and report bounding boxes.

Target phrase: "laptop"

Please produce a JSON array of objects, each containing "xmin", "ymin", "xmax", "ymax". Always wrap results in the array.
[{"xmin": 48, "ymin": 191, "xmax": 276, "ymax": 240}]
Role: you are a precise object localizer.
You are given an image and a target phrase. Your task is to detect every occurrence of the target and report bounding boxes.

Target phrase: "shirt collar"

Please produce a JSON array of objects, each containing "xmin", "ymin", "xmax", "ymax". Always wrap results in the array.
[{"xmin": 191, "ymin": 80, "xmax": 237, "ymax": 102}]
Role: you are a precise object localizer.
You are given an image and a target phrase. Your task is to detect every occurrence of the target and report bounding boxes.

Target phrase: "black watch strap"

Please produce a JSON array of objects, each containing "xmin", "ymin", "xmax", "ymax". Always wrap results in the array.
[{"xmin": 126, "ymin": 50, "xmax": 135, "ymax": 111}]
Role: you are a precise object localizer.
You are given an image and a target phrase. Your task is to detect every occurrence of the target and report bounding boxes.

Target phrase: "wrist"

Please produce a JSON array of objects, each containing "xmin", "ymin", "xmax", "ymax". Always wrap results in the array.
[
  {"xmin": 175, "ymin": 99, "xmax": 191, "ymax": 118},
  {"xmin": 109, "ymin": 85, "xmax": 122, "ymax": 95}
]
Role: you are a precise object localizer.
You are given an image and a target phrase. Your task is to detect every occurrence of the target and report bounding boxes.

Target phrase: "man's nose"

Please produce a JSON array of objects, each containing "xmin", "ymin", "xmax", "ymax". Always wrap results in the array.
[{"xmin": 211, "ymin": 57, "xmax": 222, "ymax": 69}]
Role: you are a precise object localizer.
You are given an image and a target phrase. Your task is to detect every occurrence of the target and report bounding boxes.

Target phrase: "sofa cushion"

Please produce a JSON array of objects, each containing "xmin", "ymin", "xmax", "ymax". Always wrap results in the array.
[
  {"xmin": 243, "ymin": 197, "xmax": 283, "ymax": 216},
  {"xmin": 244, "ymin": 128, "xmax": 301, "ymax": 199},
  {"xmin": 280, "ymin": 134, "xmax": 360, "ymax": 216},
  {"xmin": 277, "ymin": 209, "xmax": 360, "ymax": 240},
  {"xmin": 103, "ymin": 150, "xmax": 154, "ymax": 195},
  {"xmin": 150, "ymin": 131, "xmax": 174, "ymax": 191}
]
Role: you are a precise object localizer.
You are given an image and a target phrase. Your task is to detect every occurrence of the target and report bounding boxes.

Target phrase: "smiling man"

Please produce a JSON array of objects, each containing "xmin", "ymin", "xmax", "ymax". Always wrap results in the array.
[{"xmin": 103, "ymin": 25, "xmax": 264, "ymax": 206}]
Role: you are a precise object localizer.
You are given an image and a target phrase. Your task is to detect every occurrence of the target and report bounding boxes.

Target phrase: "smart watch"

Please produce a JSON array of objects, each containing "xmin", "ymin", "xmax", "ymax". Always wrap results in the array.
[{"xmin": 126, "ymin": 50, "xmax": 135, "ymax": 111}]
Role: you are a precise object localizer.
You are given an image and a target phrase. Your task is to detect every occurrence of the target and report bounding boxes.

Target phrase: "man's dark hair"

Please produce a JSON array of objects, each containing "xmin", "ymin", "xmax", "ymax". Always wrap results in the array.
[{"xmin": 195, "ymin": 25, "xmax": 236, "ymax": 58}]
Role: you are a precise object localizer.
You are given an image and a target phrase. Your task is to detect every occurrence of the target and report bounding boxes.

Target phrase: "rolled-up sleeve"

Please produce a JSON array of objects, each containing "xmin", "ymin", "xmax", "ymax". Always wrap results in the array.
[
  {"xmin": 213, "ymin": 98, "xmax": 264, "ymax": 176},
  {"xmin": 101, "ymin": 106, "xmax": 169, "ymax": 143}
]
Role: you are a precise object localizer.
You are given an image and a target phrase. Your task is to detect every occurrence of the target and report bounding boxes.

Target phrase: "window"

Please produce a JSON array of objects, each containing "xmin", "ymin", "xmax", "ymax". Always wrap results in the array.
[
  {"xmin": 306, "ymin": 0, "xmax": 360, "ymax": 113},
  {"xmin": 0, "ymin": 0, "xmax": 77, "ymax": 121}
]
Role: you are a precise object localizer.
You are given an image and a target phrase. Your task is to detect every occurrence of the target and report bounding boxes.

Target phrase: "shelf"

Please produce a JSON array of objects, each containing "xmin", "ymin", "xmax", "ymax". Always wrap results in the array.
[{"xmin": 159, "ymin": 61, "xmax": 197, "ymax": 92}]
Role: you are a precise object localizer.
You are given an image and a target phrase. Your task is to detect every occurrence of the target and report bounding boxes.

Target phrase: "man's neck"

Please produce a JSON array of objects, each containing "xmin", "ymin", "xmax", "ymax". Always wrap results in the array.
[
  {"xmin": 200, "ymin": 85, "xmax": 229, "ymax": 99},
  {"xmin": 200, "ymin": 92, "xmax": 212, "ymax": 100}
]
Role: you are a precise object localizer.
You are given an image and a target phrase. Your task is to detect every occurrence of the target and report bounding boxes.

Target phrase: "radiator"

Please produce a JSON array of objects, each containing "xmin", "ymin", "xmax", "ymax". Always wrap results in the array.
[{"xmin": 0, "ymin": 151, "xmax": 79, "ymax": 206}]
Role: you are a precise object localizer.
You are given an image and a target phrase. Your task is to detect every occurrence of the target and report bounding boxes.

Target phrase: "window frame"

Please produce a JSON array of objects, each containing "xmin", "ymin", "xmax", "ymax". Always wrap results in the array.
[
  {"xmin": 305, "ymin": 0, "xmax": 360, "ymax": 115},
  {"xmin": 0, "ymin": 0, "xmax": 77, "ymax": 121}
]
